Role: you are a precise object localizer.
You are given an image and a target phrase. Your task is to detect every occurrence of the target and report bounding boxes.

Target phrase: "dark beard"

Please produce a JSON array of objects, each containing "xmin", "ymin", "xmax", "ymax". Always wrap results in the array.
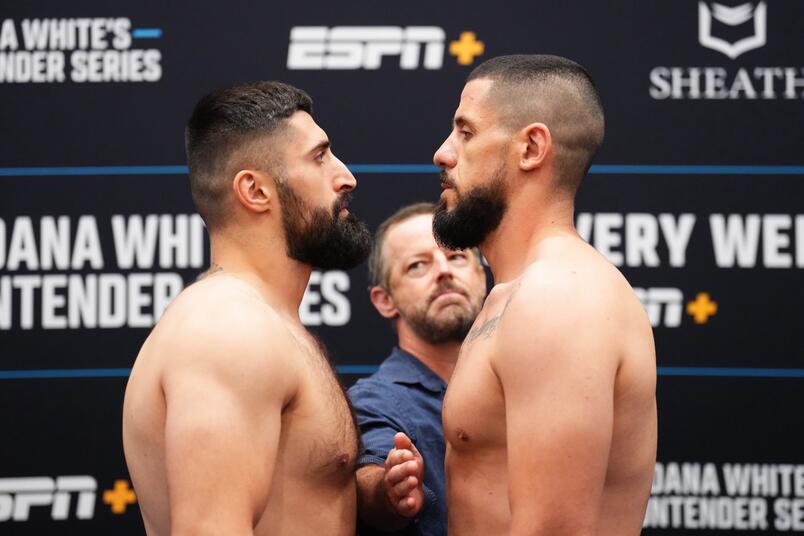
[
  {"xmin": 276, "ymin": 181, "xmax": 371, "ymax": 270},
  {"xmin": 399, "ymin": 281, "xmax": 479, "ymax": 344},
  {"xmin": 433, "ymin": 166, "xmax": 507, "ymax": 250}
]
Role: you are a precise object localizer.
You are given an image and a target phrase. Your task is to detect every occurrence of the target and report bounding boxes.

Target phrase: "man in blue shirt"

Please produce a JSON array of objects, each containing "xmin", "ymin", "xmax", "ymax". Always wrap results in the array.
[{"xmin": 348, "ymin": 203, "xmax": 487, "ymax": 535}]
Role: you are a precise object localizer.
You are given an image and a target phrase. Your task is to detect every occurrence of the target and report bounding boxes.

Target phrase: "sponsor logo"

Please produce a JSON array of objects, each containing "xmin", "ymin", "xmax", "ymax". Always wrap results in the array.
[
  {"xmin": 649, "ymin": 3, "xmax": 804, "ymax": 100},
  {"xmin": 634, "ymin": 287, "xmax": 684, "ymax": 328},
  {"xmin": 699, "ymin": 2, "xmax": 767, "ymax": 59},
  {"xmin": 0, "ymin": 476, "xmax": 136, "ymax": 522},
  {"xmin": 634, "ymin": 288, "xmax": 718, "ymax": 327},
  {"xmin": 287, "ymin": 26, "xmax": 484, "ymax": 70}
]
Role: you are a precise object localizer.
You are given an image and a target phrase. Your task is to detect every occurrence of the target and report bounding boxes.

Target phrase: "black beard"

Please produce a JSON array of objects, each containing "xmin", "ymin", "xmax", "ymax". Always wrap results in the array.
[
  {"xmin": 433, "ymin": 166, "xmax": 507, "ymax": 250},
  {"xmin": 276, "ymin": 182, "xmax": 371, "ymax": 270}
]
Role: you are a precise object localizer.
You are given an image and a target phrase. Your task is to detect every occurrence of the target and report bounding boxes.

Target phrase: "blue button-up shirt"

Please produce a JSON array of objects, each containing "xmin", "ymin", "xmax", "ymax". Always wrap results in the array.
[{"xmin": 348, "ymin": 347, "xmax": 447, "ymax": 536}]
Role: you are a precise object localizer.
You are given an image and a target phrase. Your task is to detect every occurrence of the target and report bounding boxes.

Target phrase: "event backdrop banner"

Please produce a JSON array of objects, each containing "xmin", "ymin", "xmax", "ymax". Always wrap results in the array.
[{"xmin": 1, "ymin": 0, "xmax": 803, "ymax": 534}]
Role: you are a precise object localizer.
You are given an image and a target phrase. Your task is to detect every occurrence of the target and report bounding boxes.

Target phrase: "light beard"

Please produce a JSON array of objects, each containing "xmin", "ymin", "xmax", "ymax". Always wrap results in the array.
[
  {"xmin": 275, "ymin": 180, "xmax": 371, "ymax": 270},
  {"xmin": 396, "ymin": 282, "xmax": 481, "ymax": 344},
  {"xmin": 433, "ymin": 164, "xmax": 507, "ymax": 250}
]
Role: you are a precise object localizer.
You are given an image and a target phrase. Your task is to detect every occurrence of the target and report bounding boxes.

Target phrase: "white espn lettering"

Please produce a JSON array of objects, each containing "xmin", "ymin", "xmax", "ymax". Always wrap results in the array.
[
  {"xmin": 576, "ymin": 213, "xmax": 695, "ymax": 268},
  {"xmin": 287, "ymin": 26, "xmax": 445, "ymax": 70},
  {"xmin": 710, "ymin": 214, "xmax": 804, "ymax": 268},
  {"xmin": 633, "ymin": 287, "xmax": 683, "ymax": 328},
  {"xmin": 0, "ymin": 476, "xmax": 96, "ymax": 522},
  {"xmin": 300, "ymin": 270, "xmax": 351, "ymax": 326}
]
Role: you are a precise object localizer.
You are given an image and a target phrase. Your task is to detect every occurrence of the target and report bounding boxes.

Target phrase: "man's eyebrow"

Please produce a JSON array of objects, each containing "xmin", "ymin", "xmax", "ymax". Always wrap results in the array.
[
  {"xmin": 454, "ymin": 115, "xmax": 476, "ymax": 130},
  {"xmin": 307, "ymin": 139, "xmax": 330, "ymax": 155}
]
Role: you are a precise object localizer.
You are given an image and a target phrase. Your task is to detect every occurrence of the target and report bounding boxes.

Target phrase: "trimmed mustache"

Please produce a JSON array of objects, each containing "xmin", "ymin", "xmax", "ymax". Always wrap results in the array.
[
  {"xmin": 333, "ymin": 192, "xmax": 353, "ymax": 214},
  {"xmin": 440, "ymin": 171, "xmax": 456, "ymax": 189},
  {"xmin": 429, "ymin": 279, "xmax": 468, "ymax": 304}
]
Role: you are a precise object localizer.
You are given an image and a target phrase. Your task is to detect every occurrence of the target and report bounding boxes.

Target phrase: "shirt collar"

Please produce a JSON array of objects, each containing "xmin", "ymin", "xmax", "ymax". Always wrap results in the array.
[{"xmin": 378, "ymin": 347, "xmax": 447, "ymax": 394}]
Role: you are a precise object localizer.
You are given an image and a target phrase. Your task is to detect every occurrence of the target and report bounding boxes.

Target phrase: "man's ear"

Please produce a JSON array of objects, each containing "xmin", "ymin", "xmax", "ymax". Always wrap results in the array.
[
  {"xmin": 519, "ymin": 122, "xmax": 552, "ymax": 172},
  {"xmin": 370, "ymin": 285, "xmax": 399, "ymax": 319},
  {"xmin": 232, "ymin": 169, "xmax": 273, "ymax": 214}
]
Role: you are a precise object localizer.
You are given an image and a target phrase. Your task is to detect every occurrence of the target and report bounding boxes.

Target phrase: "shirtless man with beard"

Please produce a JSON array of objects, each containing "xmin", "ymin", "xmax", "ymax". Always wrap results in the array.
[
  {"xmin": 432, "ymin": 55, "xmax": 657, "ymax": 536},
  {"xmin": 123, "ymin": 81, "xmax": 371, "ymax": 536}
]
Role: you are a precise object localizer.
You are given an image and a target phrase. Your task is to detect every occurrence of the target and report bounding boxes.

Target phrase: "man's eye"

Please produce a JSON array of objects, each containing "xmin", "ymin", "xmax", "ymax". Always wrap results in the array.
[
  {"xmin": 315, "ymin": 152, "xmax": 325, "ymax": 162},
  {"xmin": 407, "ymin": 261, "xmax": 425, "ymax": 273},
  {"xmin": 461, "ymin": 130, "xmax": 472, "ymax": 140}
]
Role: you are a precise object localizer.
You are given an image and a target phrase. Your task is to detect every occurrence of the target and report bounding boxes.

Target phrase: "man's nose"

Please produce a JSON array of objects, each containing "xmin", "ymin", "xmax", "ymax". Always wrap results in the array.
[
  {"xmin": 433, "ymin": 137, "xmax": 457, "ymax": 169},
  {"xmin": 433, "ymin": 251, "xmax": 454, "ymax": 282},
  {"xmin": 333, "ymin": 155, "xmax": 357, "ymax": 192}
]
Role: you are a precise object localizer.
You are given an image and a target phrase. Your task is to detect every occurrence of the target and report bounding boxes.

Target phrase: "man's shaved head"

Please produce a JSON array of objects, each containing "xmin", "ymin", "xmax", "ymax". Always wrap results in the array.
[{"xmin": 467, "ymin": 54, "xmax": 605, "ymax": 193}]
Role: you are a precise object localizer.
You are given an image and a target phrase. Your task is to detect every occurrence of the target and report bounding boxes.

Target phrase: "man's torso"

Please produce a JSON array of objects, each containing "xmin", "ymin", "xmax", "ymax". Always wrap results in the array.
[
  {"xmin": 122, "ymin": 277, "xmax": 358, "ymax": 536},
  {"xmin": 442, "ymin": 238, "xmax": 657, "ymax": 536}
]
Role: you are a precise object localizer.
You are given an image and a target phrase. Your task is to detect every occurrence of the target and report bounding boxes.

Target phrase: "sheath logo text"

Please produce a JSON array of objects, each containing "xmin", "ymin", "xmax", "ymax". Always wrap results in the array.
[
  {"xmin": 288, "ymin": 26, "xmax": 447, "ymax": 70},
  {"xmin": 649, "ymin": 2, "xmax": 804, "ymax": 100},
  {"xmin": 0, "ymin": 476, "xmax": 96, "ymax": 521}
]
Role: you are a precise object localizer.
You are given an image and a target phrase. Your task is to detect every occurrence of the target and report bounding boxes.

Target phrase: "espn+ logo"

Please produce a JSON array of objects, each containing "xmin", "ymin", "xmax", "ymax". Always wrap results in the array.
[
  {"xmin": 0, "ymin": 476, "xmax": 96, "ymax": 521},
  {"xmin": 287, "ymin": 26, "xmax": 483, "ymax": 70}
]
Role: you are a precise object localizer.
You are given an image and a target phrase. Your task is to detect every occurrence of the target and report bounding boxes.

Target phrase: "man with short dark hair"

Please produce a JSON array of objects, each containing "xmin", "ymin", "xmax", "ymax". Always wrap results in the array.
[
  {"xmin": 433, "ymin": 55, "xmax": 657, "ymax": 535},
  {"xmin": 349, "ymin": 202, "xmax": 486, "ymax": 536},
  {"xmin": 123, "ymin": 81, "xmax": 371, "ymax": 536}
]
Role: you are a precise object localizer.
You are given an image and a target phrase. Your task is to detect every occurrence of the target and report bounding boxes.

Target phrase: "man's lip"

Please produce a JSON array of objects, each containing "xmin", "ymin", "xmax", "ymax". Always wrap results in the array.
[
  {"xmin": 431, "ymin": 289, "xmax": 466, "ymax": 302},
  {"xmin": 440, "ymin": 182, "xmax": 450, "ymax": 190}
]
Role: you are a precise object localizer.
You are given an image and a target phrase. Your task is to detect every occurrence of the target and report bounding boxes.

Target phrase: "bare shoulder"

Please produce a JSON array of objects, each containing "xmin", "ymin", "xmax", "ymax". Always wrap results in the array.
[
  {"xmin": 493, "ymin": 236, "xmax": 650, "ymax": 370},
  {"xmin": 151, "ymin": 275, "xmax": 300, "ymax": 401}
]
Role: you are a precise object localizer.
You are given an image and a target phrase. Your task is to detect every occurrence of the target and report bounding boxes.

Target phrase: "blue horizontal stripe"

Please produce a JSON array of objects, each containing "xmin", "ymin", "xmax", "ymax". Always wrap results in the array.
[
  {"xmin": 0, "ymin": 368, "xmax": 132, "ymax": 379},
  {"xmin": 348, "ymin": 164, "xmax": 438, "ymax": 174},
  {"xmin": 0, "ymin": 366, "xmax": 802, "ymax": 380},
  {"xmin": 336, "ymin": 365, "xmax": 380, "ymax": 374},
  {"xmin": 657, "ymin": 367, "xmax": 804, "ymax": 378},
  {"xmin": 591, "ymin": 165, "xmax": 804, "ymax": 175},
  {"xmin": 132, "ymin": 28, "xmax": 162, "ymax": 39},
  {"xmin": 0, "ymin": 166, "xmax": 187, "ymax": 176},
  {"xmin": 1, "ymin": 164, "xmax": 804, "ymax": 177}
]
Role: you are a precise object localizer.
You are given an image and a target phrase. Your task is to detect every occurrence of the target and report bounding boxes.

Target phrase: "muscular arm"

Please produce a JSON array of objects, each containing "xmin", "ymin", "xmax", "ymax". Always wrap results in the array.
[
  {"xmin": 161, "ymin": 310, "xmax": 296, "ymax": 535},
  {"xmin": 494, "ymin": 273, "xmax": 618, "ymax": 536}
]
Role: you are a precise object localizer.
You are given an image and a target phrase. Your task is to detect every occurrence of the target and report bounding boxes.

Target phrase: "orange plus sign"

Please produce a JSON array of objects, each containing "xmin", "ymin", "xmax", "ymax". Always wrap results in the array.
[
  {"xmin": 687, "ymin": 292, "xmax": 718, "ymax": 324},
  {"xmin": 450, "ymin": 32, "xmax": 485, "ymax": 65},
  {"xmin": 103, "ymin": 480, "xmax": 137, "ymax": 514}
]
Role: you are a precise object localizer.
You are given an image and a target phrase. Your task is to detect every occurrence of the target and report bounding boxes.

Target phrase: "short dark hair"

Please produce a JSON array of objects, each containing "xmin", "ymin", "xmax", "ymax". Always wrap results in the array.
[
  {"xmin": 185, "ymin": 81, "xmax": 313, "ymax": 230},
  {"xmin": 369, "ymin": 202, "xmax": 481, "ymax": 289},
  {"xmin": 468, "ymin": 54, "xmax": 605, "ymax": 193}
]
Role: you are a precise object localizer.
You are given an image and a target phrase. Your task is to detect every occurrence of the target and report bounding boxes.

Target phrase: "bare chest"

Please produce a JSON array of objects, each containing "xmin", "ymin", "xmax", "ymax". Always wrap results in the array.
[
  {"xmin": 282, "ymin": 329, "xmax": 359, "ymax": 480},
  {"xmin": 442, "ymin": 307, "xmax": 508, "ymax": 453}
]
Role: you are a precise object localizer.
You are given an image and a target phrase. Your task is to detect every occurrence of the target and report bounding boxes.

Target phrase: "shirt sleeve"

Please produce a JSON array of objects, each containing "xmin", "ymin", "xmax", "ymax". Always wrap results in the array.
[{"xmin": 347, "ymin": 380, "xmax": 411, "ymax": 467}]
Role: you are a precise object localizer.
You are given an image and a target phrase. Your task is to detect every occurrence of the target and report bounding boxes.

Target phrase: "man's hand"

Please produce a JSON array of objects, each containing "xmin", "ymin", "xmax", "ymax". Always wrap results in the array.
[{"xmin": 383, "ymin": 432, "xmax": 425, "ymax": 517}]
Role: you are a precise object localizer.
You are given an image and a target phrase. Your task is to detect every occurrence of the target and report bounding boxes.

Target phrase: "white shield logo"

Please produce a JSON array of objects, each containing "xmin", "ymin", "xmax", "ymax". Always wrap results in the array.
[{"xmin": 698, "ymin": 2, "xmax": 767, "ymax": 59}]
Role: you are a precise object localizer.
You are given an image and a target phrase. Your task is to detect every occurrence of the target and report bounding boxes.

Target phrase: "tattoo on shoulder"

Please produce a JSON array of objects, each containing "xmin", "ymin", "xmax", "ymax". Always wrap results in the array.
[
  {"xmin": 464, "ymin": 280, "xmax": 523, "ymax": 344},
  {"xmin": 465, "ymin": 314, "xmax": 501, "ymax": 344}
]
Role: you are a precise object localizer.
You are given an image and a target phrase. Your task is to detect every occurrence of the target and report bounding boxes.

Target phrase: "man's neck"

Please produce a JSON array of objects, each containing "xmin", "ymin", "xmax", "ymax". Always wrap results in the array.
[
  {"xmin": 207, "ymin": 232, "xmax": 312, "ymax": 320},
  {"xmin": 481, "ymin": 188, "xmax": 577, "ymax": 284},
  {"xmin": 397, "ymin": 329, "xmax": 461, "ymax": 384}
]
